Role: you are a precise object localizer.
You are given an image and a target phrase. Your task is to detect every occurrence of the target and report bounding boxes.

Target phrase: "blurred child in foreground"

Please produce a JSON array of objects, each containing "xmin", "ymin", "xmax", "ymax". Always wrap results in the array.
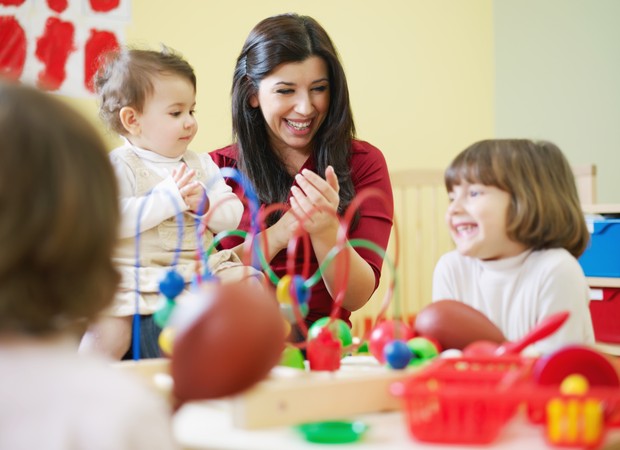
[{"xmin": 0, "ymin": 80, "xmax": 178, "ymax": 449}]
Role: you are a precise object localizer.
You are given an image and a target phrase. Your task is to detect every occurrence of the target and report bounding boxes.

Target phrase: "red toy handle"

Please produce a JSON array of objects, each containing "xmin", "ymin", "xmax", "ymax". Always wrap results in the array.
[{"xmin": 496, "ymin": 311, "xmax": 570, "ymax": 355}]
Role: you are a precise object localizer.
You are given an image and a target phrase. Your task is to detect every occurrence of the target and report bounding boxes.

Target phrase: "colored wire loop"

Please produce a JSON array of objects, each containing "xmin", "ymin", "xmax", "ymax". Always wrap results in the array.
[
  {"xmin": 132, "ymin": 166, "xmax": 399, "ymax": 361},
  {"xmin": 133, "ymin": 189, "xmax": 184, "ymax": 361}
]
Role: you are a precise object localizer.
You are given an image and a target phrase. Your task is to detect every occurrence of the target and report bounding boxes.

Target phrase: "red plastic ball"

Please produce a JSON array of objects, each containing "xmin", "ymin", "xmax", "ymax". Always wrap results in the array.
[
  {"xmin": 171, "ymin": 281, "xmax": 284, "ymax": 403},
  {"xmin": 368, "ymin": 319, "xmax": 414, "ymax": 363}
]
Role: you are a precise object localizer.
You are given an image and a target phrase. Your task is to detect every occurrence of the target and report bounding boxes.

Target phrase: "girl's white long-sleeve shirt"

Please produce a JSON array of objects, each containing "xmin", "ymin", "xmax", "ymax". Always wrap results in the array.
[
  {"xmin": 110, "ymin": 142, "xmax": 243, "ymax": 239},
  {"xmin": 432, "ymin": 248, "xmax": 595, "ymax": 355}
]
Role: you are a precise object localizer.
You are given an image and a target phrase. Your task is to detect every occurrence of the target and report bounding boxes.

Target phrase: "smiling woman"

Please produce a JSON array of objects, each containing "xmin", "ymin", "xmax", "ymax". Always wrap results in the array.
[
  {"xmin": 210, "ymin": 13, "xmax": 394, "ymax": 340},
  {"xmin": 248, "ymin": 55, "xmax": 330, "ymax": 171}
]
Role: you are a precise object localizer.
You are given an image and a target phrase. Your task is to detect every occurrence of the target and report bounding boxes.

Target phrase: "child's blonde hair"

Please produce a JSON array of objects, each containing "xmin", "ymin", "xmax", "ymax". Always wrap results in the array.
[{"xmin": 445, "ymin": 139, "xmax": 589, "ymax": 257}]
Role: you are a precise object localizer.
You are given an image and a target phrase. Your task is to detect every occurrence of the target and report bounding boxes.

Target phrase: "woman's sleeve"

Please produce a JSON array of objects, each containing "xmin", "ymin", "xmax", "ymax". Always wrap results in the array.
[
  {"xmin": 348, "ymin": 145, "xmax": 394, "ymax": 289},
  {"xmin": 199, "ymin": 153, "xmax": 243, "ymax": 233}
]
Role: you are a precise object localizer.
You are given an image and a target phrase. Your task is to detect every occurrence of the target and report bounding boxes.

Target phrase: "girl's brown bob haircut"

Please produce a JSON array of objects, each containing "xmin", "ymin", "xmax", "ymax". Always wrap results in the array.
[{"xmin": 445, "ymin": 139, "xmax": 589, "ymax": 258}]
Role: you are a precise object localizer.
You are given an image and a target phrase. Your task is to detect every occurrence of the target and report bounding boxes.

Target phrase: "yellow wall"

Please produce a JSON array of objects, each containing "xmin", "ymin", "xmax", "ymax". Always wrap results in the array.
[
  {"xmin": 58, "ymin": 1, "xmax": 492, "ymax": 328},
  {"xmin": 65, "ymin": 0, "xmax": 494, "ymax": 173}
]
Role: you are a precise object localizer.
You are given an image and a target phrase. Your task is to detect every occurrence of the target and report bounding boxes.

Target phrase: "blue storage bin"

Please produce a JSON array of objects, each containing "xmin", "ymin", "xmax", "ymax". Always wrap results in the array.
[{"xmin": 578, "ymin": 219, "xmax": 620, "ymax": 278}]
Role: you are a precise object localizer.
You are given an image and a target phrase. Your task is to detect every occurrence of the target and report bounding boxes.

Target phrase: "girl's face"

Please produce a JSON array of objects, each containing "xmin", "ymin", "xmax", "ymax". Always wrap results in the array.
[
  {"xmin": 130, "ymin": 75, "xmax": 197, "ymax": 158},
  {"xmin": 250, "ymin": 55, "xmax": 330, "ymax": 158},
  {"xmin": 446, "ymin": 182, "xmax": 527, "ymax": 260}
]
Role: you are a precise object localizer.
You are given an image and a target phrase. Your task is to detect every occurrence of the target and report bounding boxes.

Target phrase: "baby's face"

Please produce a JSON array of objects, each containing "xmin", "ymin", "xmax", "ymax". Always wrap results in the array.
[
  {"xmin": 130, "ymin": 74, "xmax": 197, "ymax": 158},
  {"xmin": 446, "ymin": 182, "xmax": 526, "ymax": 260}
]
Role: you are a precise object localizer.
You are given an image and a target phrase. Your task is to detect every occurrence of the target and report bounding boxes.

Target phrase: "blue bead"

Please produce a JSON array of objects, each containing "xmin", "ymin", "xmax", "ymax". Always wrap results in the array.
[
  {"xmin": 159, "ymin": 270, "xmax": 185, "ymax": 298},
  {"xmin": 384, "ymin": 340, "xmax": 413, "ymax": 369},
  {"xmin": 292, "ymin": 275, "xmax": 310, "ymax": 305}
]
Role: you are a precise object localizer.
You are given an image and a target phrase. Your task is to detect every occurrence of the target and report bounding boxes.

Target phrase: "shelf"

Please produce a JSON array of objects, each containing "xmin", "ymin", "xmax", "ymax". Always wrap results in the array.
[
  {"xmin": 594, "ymin": 342, "xmax": 620, "ymax": 357},
  {"xmin": 581, "ymin": 203, "xmax": 620, "ymax": 214},
  {"xmin": 587, "ymin": 277, "xmax": 620, "ymax": 288}
]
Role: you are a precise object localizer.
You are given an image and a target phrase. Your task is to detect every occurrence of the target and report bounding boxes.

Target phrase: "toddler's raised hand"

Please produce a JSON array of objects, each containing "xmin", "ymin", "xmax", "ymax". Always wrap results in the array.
[
  {"xmin": 172, "ymin": 163, "xmax": 195, "ymax": 190},
  {"xmin": 183, "ymin": 182, "xmax": 208, "ymax": 214},
  {"xmin": 172, "ymin": 163, "xmax": 207, "ymax": 214}
]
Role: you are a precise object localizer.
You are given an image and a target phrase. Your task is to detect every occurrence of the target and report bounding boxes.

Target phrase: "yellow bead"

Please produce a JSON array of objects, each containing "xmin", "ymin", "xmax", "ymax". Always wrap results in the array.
[
  {"xmin": 276, "ymin": 275, "xmax": 294, "ymax": 304},
  {"xmin": 282, "ymin": 317, "xmax": 291, "ymax": 339},
  {"xmin": 158, "ymin": 326, "xmax": 175, "ymax": 356},
  {"xmin": 560, "ymin": 374, "xmax": 590, "ymax": 395}
]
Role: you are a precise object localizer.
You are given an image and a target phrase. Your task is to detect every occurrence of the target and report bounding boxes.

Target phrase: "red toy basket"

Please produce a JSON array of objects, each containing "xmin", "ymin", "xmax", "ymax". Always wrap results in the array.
[{"xmin": 390, "ymin": 356, "xmax": 530, "ymax": 444}]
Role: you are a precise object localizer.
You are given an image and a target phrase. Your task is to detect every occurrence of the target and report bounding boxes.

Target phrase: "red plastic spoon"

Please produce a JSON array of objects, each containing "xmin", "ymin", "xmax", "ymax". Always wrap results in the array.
[{"xmin": 464, "ymin": 311, "xmax": 570, "ymax": 357}]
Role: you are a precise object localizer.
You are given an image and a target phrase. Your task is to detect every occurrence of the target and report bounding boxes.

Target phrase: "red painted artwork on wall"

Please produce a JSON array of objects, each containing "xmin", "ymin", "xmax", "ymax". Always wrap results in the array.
[
  {"xmin": 0, "ymin": 0, "xmax": 26, "ymax": 6},
  {"xmin": 89, "ymin": 0, "xmax": 120, "ymax": 13},
  {"xmin": 0, "ymin": 15, "xmax": 26, "ymax": 80},
  {"xmin": 84, "ymin": 29, "xmax": 119, "ymax": 91},
  {"xmin": 0, "ymin": 0, "xmax": 129, "ymax": 97},
  {"xmin": 46, "ymin": 0, "xmax": 68, "ymax": 14},
  {"xmin": 35, "ymin": 17, "xmax": 76, "ymax": 90}
]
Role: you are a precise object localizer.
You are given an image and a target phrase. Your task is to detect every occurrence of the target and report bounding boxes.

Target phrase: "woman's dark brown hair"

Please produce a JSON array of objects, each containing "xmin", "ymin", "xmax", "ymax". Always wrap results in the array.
[{"xmin": 0, "ymin": 81, "xmax": 120, "ymax": 334}]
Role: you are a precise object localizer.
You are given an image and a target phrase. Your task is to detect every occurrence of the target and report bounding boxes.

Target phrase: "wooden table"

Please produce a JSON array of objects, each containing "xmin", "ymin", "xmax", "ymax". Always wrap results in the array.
[
  {"xmin": 173, "ymin": 401, "xmax": 620, "ymax": 450},
  {"xmin": 170, "ymin": 356, "xmax": 620, "ymax": 450}
]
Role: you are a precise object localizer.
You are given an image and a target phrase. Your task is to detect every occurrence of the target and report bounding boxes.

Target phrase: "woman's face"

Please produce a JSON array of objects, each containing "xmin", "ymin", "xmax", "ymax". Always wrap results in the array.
[{"xmin": 250, "ymin": 56, "xmax": 330, "ymax": 157}]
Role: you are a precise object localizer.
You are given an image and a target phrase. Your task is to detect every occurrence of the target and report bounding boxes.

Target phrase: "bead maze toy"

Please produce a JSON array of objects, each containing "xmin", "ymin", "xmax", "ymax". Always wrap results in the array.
[{"xmin": 122, "ymin": 167, "xmax": 437, "ymax": 417}]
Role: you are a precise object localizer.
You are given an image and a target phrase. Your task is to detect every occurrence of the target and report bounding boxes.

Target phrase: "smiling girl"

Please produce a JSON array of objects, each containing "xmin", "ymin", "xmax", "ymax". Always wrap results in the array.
[{"xmin": 432, "ymin": 139, "xmax": 595, "ymax": 354}]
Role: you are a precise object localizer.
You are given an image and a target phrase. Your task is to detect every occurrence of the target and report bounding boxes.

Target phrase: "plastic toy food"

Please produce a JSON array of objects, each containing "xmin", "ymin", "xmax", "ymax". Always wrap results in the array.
[
  {"xmin": 297, "ymin": 420, "xmax": 368, "ymax": 444},
  {"xmin": 532, "ymin": 345, "xmax": 620, "ymax": 387},
  {"xmin": 463, "ymin": 311, "xmax": 569, "ymax": 357},
  {"xmin": 414, "ymin": 299, "xmax": 505, "ymax": 350},
  {"xmin": 171, "ymin": 281, "xmax": 285, "ymax": 403}
]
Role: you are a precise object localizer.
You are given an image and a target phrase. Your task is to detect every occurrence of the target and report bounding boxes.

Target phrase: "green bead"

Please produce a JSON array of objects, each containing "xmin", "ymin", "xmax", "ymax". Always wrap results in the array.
[
  {"xmin": 153, "ymin": 298, "xmax": 176, "ymax": 328},
  {"xmin": 406, "ymin": 336, "xmax": 439, "ymax": 366},
  {"xmin": 307, "ymin": 317, "xmax": 353, "ymax": 348},
  {"xmin": 279, "ymin": 345, "xmax": 306, "ymax": 369}
]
